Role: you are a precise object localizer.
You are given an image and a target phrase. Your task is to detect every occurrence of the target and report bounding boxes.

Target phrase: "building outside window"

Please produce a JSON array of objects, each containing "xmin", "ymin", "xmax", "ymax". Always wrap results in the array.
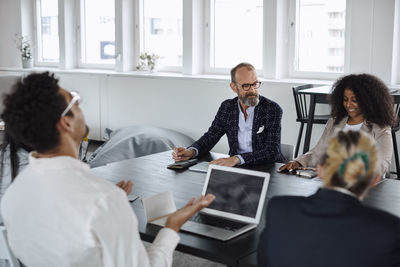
[
  {"xmin": 295, "ymin": 0, "xmax": 346, "ymax": 73},
  {"xmin": 36, "ymin": 0, "xmax": 59, "ymax": 63},
  {"xmin": 80, "ymin": 0, "xmax": 115, "ymax": 65},
  {"xmin": 142, "ymin": 0, "xmax": 183, "ymax": 68},
  {"xmin": 210, "ymin": 0, "xmax": 263, "ymax": 69}
]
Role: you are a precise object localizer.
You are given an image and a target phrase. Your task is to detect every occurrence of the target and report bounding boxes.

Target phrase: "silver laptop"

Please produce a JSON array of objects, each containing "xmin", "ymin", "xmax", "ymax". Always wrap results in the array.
[
  {"xmin": 188, "ymin": 161, "xmax": 210, "ymax": 173},
  {"xmin": 181, "ymin": 164, "xmax": 269, "ymax": 241}
]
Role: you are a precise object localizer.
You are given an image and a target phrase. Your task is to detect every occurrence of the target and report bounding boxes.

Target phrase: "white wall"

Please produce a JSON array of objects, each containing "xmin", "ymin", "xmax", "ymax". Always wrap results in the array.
[
  {"xmin": 0, "ymin": 71, "xmax": 328, "ymax": 154},
  {"xmin": 0, "ymin": 0, "xmax": 22, "ymax": 68}
]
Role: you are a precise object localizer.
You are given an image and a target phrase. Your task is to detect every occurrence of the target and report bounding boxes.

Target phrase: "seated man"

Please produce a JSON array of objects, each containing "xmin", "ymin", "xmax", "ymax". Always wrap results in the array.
[
  {"xmin": 173, "ymin": 62, "xmax": 286, "ymax": 166},
  {"xmin": 1, "ymin": 72, "xmax": 214, "ymax": 267}
]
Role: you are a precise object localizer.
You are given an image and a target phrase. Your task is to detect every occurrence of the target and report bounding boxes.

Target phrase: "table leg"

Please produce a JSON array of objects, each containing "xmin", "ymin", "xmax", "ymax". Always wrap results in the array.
[{"xmin": 303, "ymin": 95, "xmax": 316, "ymax": 154}]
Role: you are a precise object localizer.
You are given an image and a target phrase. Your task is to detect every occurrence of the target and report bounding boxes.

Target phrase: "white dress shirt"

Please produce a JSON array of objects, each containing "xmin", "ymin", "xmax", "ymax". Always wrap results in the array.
[
  {"xmin": 343, "ymin": 122, "xmax": 363, "ymax": 132},
  {"xmin": 189, "ymin": 101, "xmax": 256, "ymax": 165},
  {"xmin": 236, "ymin": 102, "xmax": 255, "ymax": 165},
  {"xmin": 1, "ymin": 153, "xmax": 179, "ymax": 267}
]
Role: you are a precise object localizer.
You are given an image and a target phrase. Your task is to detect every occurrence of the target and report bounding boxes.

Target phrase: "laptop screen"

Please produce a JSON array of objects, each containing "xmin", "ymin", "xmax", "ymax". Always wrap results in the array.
[{"xmin": 204, "ymin": 168, "xmax": 265, "ymax": 218}]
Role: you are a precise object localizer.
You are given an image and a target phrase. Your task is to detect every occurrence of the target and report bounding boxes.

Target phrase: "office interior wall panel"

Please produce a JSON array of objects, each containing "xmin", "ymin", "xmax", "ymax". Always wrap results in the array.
[
  {"xmin": 370, "ymin": 0, "xmax": 395, "ymax": 83},
  {"xmin": 0, "ymin": 0, "xmax": 22, "ymax": 68}
]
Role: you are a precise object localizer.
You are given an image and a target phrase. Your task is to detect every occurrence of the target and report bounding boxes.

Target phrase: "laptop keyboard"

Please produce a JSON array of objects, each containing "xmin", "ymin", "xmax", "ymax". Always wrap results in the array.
[{"xmin": 190, "ymin": 213, "xmax": 248, "ymax": 231}]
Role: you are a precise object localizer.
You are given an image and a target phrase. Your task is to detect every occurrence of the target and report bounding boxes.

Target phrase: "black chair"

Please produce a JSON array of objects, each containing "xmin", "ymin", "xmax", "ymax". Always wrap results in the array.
[
  {"xmin": 391, "ymin": 97, "xmax": 400, "ymax": 178},
  {"xmin": 292, "ymin": 84, "xmax": 330, "ymax": 158}
]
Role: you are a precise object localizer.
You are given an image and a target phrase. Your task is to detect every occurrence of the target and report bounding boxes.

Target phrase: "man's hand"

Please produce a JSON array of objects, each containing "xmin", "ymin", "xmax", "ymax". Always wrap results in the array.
[
  {"xmin": 278, "ymin": 161, "xmax": 302, "ymax": 173},
  {"xmin": 210, "ymin": 156, "xmax": 240, "ymax": 167},
  {"xmin": 116, "ymin": 180, "xmax": 133, "ymax": 195},
  {"xmin": 165, "ymin": 194, "xmax": 215, "ymax": 232},
  {"xmin": 172, "ymin": 147, "xmax": 195, "ymax": 162}
]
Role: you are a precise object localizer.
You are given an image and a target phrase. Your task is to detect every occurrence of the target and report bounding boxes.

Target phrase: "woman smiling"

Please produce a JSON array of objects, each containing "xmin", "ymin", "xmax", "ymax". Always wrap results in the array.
[{"xmin": 280, "ymin": 73, "xmax": 396, "ymax": 176}]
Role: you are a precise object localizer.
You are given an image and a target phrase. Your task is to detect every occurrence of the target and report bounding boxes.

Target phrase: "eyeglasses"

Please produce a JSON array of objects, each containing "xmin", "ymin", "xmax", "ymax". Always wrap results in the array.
[
  {"xmin": 235, "ymin": 81, "xmax": 262, "ymax": 91},
  {"xmin": 61, "ymin": 91, "xmax": 81, "ymax": 117}
]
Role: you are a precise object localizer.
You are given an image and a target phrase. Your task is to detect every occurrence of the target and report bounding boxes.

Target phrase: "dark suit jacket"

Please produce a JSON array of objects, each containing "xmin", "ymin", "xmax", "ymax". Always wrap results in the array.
[
  {"xmin": 258, "ymin": 188, "xmax": 400, "ymax": 267},
  {"xmin": 190, "ymin": 96, "xmax": 286, "ymax": 165}
]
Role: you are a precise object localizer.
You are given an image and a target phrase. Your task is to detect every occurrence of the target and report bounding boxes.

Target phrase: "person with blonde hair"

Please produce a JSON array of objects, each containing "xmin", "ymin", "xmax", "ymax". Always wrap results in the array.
[{"xmin": 258, "ymin": 131, "xmax": 400, "ymax": 267}]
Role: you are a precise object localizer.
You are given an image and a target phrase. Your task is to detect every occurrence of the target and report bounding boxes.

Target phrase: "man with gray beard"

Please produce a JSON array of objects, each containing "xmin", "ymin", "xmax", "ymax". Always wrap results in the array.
[{"xmin": 173, "ymin": 62, "xmax": 286, "ymax": 167}]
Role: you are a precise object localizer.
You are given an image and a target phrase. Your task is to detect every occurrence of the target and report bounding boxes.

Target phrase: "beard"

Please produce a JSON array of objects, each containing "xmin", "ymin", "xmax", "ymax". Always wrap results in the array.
[
  {"xmin": 239, "ymin": 92, "xmax": 259, "ymax": 107},
  {"xmin": 83, "ymin": 125, "xmax": 90, "ymax": 139}
]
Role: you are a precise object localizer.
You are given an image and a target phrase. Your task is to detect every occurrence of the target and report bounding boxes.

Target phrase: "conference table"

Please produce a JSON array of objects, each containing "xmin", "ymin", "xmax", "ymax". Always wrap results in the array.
[
  {"xmin": 299, "ymin": 85, "xmax": 400, "ymax": 154},
  {"xmin": 91, "ymin": 151, "xmax": 400, "ymax": 267}
]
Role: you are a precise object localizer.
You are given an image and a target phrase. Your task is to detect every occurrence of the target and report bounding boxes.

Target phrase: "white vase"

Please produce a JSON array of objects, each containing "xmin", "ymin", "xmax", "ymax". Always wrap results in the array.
[
  {"xmin": 21, "ymin": 57, "xmax": 33, "ymax": 68},
  {"xmin": 148, "ymin": 63, "xmax": 158, "ymax": 73}
]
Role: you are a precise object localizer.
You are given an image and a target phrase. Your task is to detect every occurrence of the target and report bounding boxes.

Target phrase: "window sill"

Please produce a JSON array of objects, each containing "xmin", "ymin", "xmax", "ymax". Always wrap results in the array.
[{"xmin": 0, "ymin": 66, "xmax": 336, "ymax": 85}]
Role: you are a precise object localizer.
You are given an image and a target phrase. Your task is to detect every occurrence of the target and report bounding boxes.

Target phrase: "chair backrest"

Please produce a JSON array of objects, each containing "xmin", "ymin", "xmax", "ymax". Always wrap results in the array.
[
  {"xmin": 292, "ymin": 84, "xmax": 314, "ymax": 120},
  {"xmin": 393, "ymin": 95, "xmax": 400, "ymax": 132},
  {"xmin": 0, "ymin": 225, "xmax": 20, "ymax": 267},
  {"xmin": 281, "ymin": 143, "xmax": 295, "ymax": 161},
  {"xmin": 394, "ymin": 104, "xmax": 400, "ymax": 131}
]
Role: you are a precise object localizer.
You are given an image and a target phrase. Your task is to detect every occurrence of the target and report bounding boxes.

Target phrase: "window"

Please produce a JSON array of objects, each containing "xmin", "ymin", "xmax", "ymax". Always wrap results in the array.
[
  {"xmin": 293, "ymin": 0, "xmax": 346, "ymax": 74},
  {"xmin": 36, "ymin": 0, "xmax": 59, "ymax": 63},
  {"xmin": 209, "ymin": 0, "xmax": 263, "ymax": 69},
  {"xmin": 80, "ymin": 0, "xmax": 115, "ymax": 65},
  {"xmin": 142, "ymin": 0, "xmax": 183, "ymax": 68}
]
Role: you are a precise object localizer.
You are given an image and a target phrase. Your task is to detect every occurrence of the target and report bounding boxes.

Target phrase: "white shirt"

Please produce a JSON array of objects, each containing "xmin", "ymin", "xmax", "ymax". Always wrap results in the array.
[
  {"xmin": 0, "ymin": 147, "xmax": 29, "ymax": 223},
  {"xmin": 1, "ymin": 153, "xmax": 179, "ymax": 267},
  {"xmin": 344, "ymin": 122, "xmax": 363, "ymax": 132},
  {"xmin": 189, "ymin": 101, "xmax": 256, "ymax": 165},
  {"xmin": 236, "ymin": 101, "xmax": 255, "ymax": 165}
]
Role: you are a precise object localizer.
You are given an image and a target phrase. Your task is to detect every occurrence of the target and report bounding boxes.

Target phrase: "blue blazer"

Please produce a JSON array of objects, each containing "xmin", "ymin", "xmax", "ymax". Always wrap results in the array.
[
  {"xmin": 190, "ymin": 96, "xmax": 286, "ymax": 165},
  {"xmin": 258, "ymin": 188, "xmax": 400, "ymax": 267}
]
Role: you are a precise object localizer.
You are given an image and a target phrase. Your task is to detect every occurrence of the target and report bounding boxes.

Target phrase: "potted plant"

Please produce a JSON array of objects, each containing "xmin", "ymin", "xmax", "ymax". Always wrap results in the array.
[
  {"xmin": 15, "ymin": 34, "xmax": 33, "ymax": 68},
  {"xmin": 136, "ymin": 52, "xmax": 160, "ymax": 72}
]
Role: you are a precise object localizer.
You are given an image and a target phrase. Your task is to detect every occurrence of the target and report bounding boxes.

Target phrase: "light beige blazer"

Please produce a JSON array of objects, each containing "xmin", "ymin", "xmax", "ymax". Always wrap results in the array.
[{"xmin": 295, "ymin": 117, "xmax": 392, "ymax": 175}]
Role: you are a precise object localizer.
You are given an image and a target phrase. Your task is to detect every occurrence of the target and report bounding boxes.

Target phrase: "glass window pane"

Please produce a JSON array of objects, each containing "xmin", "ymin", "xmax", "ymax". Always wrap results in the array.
[
  {"xmin": 81, "ymin": 0, "xmax": 115, "ymax": 64},
  {"xmin": 38, "ymin": 0, "xmax": 59, "ymax": 62},
  {"xmin": 143, "ymin": 0, "xmax": 183, "ymax": 67},
  {"xmin": 296, "ymin": 0, "xmax": 346, "ymax": 73},
  {"xmin": 212, "ymin": 0, "xmax": 263, "ymax": 69}
]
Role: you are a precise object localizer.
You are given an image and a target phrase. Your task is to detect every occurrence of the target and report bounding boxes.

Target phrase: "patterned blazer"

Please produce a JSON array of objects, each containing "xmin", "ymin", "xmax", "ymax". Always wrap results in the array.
[{"xmin": 190, "ymin": 95, "xmax": 286, "ymax": 165}]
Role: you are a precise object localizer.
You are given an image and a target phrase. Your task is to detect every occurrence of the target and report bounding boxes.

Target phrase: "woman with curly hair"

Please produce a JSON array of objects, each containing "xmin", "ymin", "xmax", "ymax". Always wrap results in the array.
[
  {"xmin": 280, "ymin": 73, "xmax": 396, "ymax": 175},
  {"xmin": 259, "ymin": 131, "xmax": 400, "ymax": 267}
]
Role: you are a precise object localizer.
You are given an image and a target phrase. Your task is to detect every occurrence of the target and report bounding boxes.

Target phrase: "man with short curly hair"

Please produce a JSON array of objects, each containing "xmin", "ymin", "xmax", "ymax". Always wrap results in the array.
[{"xmin": 1, "ymin": 72, "xmax": 214, "ymax": 267}]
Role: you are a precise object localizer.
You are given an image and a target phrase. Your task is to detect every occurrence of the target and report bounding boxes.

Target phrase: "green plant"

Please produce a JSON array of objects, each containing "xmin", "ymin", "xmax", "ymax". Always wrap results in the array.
[
  {"xmin": 14, "ymin": 34, "xmax": 32, "ymax": 60},
  {"xmin": 136, "ymin": 52, "xmax": 160, "ymax": 71}
]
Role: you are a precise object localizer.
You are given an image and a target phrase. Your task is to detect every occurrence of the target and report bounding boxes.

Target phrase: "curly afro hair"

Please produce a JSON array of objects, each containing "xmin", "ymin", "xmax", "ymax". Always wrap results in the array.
[
  {"xmin": 329, "ymin": 73, "xmax": 395, "ymax": 127},
  {"xmin": 2, "ymin": 72, "xmax": 68, "ymax": 153}
]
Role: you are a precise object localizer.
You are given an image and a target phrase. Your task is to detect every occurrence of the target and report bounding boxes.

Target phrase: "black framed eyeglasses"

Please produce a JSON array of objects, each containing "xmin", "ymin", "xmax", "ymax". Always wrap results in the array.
[{"xmin": 235, "ymin": 81, "xmax": 262, "ymax": 91}]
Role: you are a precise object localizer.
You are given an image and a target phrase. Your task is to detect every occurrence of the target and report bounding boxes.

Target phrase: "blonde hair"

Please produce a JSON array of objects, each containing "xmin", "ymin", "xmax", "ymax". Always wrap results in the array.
[{"xmin": 321, "ymin": 131, "xmax": 377, "ymax": 196}]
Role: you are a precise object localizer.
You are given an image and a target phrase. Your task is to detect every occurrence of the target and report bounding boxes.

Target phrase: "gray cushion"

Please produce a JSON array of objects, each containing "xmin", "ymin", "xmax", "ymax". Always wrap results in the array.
[{"xmin": 88, "ymin": 125, "xmax": 195, "ymax": 168}]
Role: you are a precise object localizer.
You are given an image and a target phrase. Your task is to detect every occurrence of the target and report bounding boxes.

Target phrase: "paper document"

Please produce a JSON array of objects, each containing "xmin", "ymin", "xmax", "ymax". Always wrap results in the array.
[{"xmin": 142, "ymin": 191, "xmax": 177, "ymax": 223}]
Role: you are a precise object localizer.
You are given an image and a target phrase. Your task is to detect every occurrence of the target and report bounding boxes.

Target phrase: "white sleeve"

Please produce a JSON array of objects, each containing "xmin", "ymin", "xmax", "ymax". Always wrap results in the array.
[{"xmin": 89, "ymin": 189, "xmax": 180, "ymax": 267}]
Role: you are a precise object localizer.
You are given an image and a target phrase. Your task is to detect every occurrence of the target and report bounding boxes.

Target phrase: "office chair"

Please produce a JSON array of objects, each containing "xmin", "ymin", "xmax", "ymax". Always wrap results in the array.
[
  {"xmin": 391, "ymin": 99, "xmax": 400, "ymax": 179},
  {"xmin": 0, "ymin": 225, "xmax": 20, "ymax": 267},
  {"xmin": 292, "ymin": 84, "xmax": 330, "ymax": 157},
  {"xmin": 281, "ymin": 144, "xmax": 295, "ymax": 161}
]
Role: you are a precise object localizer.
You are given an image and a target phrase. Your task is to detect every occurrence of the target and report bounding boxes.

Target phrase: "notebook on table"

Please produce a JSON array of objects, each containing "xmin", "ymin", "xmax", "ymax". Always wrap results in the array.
[{"xmin": 151, "ymin": 164, "xmax": 270, "ymax": 241}]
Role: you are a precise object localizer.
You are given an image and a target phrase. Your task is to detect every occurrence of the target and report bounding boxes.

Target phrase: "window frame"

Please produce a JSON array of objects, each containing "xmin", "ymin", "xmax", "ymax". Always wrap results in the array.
[
  {"xmin": 76, "ymin": 0, "xmax": 116, "ymax": 69},
  {"xmin": 287, "ymin": 0, "xmax": 350, "ymax": 80},
  {"xmin": 204, "ymin": 0, "xmax": 264, "ymax": 75},
  {"xmin": 33, "ymin": 0, "xmax": 60, "ymax": 67},
  {"xmin": 138, "ymin": 0, "xmax": 183, "ymax": 72}
]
